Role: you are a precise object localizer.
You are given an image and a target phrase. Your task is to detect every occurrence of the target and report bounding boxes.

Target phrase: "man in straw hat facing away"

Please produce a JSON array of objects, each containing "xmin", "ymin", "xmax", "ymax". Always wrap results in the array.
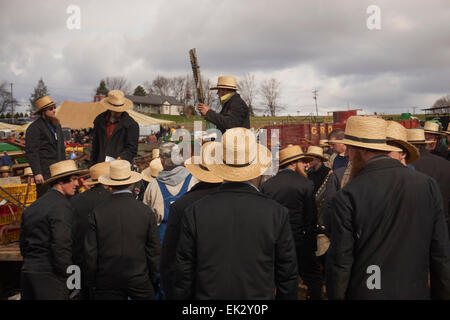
[
  {"xmin": 160, "ymin": 142, "xmax": 223, "ymax": 299},
  {"xmin": 260, "ymin": 144, "xmax": 323, "ymax": 300},
  {"xmin": 385, "ymin": 120, "xmax": 419, "ymax": 168},
  {"xmin": 137, "ymin": 157, "xmax": 163, "ymax": 201},
  {"xmin": 326, "ymin": 116, "xmax": 450, "ymax": 299},
  {"xmin": 407, "ymin": 128, "xmax": 450, "ymax": 234},
  {"xmin": 89, "ymin": 90, "xmax": 139, "ymax": 166},
  {"xmin": 25, "ymin": 95, "xmax": 66, "ymax": 198},
  {"xmin": 84, "ymin": 160, "xmax": 160, "ymax": 300},
  {"xmin": 20, "ymin": 160, "xmax": 87, "ymax": 300},
  {"xmin": 197, "ymin": 76, "xmax": 250, "ymax": 133},
  {"xmin": 424, "ymin": 121, "xmax": 449, "ymax": 160},
  {"xmin": 174, "ymin": 127, "xmax": 297, "ymax": 299},
  {"xmin": 70, "ymin": 162, "xmax": 111, "ymax": 299}
]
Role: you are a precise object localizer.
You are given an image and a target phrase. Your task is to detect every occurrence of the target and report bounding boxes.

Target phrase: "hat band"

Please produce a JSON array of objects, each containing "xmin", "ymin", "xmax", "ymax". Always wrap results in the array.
[
  {"xmin": 199, "ymin": 164, "xmax": 210, "ymax": 171},
  {"xmin": 224, "ymin": 162, "xmax": 252, "ymax": 168},
  {"xmin": 107, "ymin": 101, "xmax": 125, "ymax": 107},
  {"xmin": 111, "ymin": 175, "xmax": 131, "ymax": 181},
  {"xmin": 39, "ymin": 101, "xmax": 56, "ymax": 109},
  {"xmin": 280, "ymin": 153, "xmax": 305, "ymax": 164},
  {"xmin": 344, "ymin": 134, "xmax": 386, "ymax": 144}
]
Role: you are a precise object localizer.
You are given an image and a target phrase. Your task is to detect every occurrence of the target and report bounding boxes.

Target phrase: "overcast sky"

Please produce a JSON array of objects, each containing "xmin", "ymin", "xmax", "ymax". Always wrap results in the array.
[{"xmin": 1, "ymin": 0, "xmax": 449, "ymax": 115}]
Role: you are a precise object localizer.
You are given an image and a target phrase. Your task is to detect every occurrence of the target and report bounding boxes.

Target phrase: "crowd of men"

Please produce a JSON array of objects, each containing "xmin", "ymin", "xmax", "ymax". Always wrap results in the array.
[{"xmin": 17, "ymin": 76, "xmax": 450, "ymax": 300}]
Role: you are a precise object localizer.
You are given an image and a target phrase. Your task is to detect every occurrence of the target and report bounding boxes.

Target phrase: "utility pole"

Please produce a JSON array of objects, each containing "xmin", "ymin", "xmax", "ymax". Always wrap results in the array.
[
  {"xmin": 10, "ymin": 83, "xmax": 14, "ymax": 124},
  {"xmin": 312, "ymin": 89, "xmax": 319, "ymax": 117},
  {"xmin": 412, "ymin": 106, "xmax": 417, "ymax": 115}
]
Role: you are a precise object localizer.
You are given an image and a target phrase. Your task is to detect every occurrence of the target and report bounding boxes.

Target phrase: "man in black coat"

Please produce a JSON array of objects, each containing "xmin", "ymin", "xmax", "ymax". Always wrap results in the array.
[
  {"xmin": 198, "ymin": 76, "xmax": 250, "ymax": 133},
  {"xmin": 89, "ymin": 90, "xmax": 139, "ymax": 166},
  {"xmin": 70, "ymin": 162, "xmax": 111, "ymax": 299},
  {"xmin": 173, "ymin": 128, "xmax": 298, "ymax": 299},
  {"xmin": 160, "ymin": 142, "xmax": 223, "ymax": 299},
  {"xmin": 326, "ymin": 117, "xmax": 450, "ymax": 300},
  {"xmin": 261, "ymin": 144, "xmax": 323, "ymax": 300},
  {"xmin": 20, "ymin": 160, "xmax": 87, "ymax": 300},
  {"xmin": 25, "ymin": 95, "xmax": 66, "ymax": 198},
  {"xmin": 84, "ymin": 160, "xmax": 160, "ymax": 300}
]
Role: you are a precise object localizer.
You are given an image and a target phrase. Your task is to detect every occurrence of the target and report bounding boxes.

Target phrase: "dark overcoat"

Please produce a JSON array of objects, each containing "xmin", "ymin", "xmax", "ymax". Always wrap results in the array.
[
  {"xmin": 89, "ymin": 111, "xmax": 139, "ymax": 165},
  {"xmin": 326, "ymin": 156, "xmax": 450, "ymax": 300},
  {"xmin": 25, "ymin": 117, "xmax": 66, "ymax": 179},
  {"xmin": 204, "ymin": 93, "xmax": 250, "ymax": 133},
  {"xmin": 173, "ymin": 182, "xmax": 298, "ymax": 300}
]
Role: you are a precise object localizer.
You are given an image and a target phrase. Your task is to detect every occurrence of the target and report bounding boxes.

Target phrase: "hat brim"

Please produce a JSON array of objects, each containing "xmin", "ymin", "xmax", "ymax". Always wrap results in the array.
[
  {"xmin": 141, "ymin": 167, "xmax": 157, "ymax": 183},
  {"xmin": 98, "ymin": 171, "xmax": 142, "ymax": 186},
  {"xmin": 424, "ymin": 130, "xmax": 446, "ymax": 136},
  {"xmin": 45, "ymin": 169, "xmax": 89, "ymax": 184},
  {"xmin": 83, "ymin": 178, "xmax": 99, "ymax": 186},
  {"xmin": 387, "ymin": 139, "xmax": 419, "ymax": 164},
  {"xmin": 341, "ymin": 138, "xmax": 402, "ymax": 152},
  {"xmin": 209, "ymin": 85, "xmax": 237, "ymax": 91},
  {"xmin": 34, "ymin": 102, "xmax": 56, "ymax": 115},
  {"xmin": 279, "ymin": 154, "xmax": 314, "ymax": 167},
  {"xmin": 100, "ymin": 97, "xmax": 133, "ymax": 112},
  {"xmin": 185, "ymin": 157, "xmax": 224, "ymax": 183},
  {"xmin": 408, "ymin": 140, "xmax": 434, "ymax": 144}
]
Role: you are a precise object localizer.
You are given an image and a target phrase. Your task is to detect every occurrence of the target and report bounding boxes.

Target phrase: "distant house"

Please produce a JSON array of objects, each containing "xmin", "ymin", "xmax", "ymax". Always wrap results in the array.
[{"xmin": 126, "ymin": 95, "xmax": 184, "ymax": 116}]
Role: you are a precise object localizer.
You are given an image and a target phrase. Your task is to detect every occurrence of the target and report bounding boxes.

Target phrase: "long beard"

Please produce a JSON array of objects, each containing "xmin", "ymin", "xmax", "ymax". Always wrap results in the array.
[
  {"xmin": 349, "ymin": 150, "xmax": 365, "ymax": 180},
  {"xmin": 45, "ymin": 114, "xmax": 60, "ymax": 127}
]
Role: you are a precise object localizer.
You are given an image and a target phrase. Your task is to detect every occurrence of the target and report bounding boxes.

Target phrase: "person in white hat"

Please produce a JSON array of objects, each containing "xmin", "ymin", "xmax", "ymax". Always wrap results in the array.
[
  {"xmin": 326, "ymin": 116, "xmax": 450, "ymax": 300},
  {"xmin": 173, "ymin": 128, "xmax": 298, "ymax": 299},
  {"xmin": 423, "ymin": 121, "xmax": 449, "ymax": 159},
  {"xmin": 25, "ymin": 95, "xmax": 66, "ymax": 198},
  {"xmin": 90, "ymin": 90, "xmax": 139, "ymax": 166},
  {"xmin": 84, "ymin": 160, "xmax": 160, "ymax": 300},
  {"xmin": 20, "ymin": 160, "xmax": 88, "ymax": 300},
  {"xmin": 197, "ymin": 76, "xmax": 250, "ymax": 133}
]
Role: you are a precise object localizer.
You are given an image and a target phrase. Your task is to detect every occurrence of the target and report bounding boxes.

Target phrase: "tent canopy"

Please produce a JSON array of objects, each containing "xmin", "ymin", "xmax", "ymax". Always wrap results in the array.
[{"xmin": 0, "ymin": 122, "xmax": 22, "ymax": 130}]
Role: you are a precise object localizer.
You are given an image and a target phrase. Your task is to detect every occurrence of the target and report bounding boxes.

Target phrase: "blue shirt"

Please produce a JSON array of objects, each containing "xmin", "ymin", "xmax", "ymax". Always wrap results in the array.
[{"xmin": 333, "ymin": 155, "xmax": 349, "ymax": 171}]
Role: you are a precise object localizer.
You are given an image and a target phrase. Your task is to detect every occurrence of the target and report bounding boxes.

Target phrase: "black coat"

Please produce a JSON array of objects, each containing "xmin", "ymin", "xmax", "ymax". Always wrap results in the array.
[
  {"xmin": 69, "ymin": 184, "xmax": 111, "ymax": 269},
  {"xmin": 326, "ymin": 156, "xmax": 450, "ymax": 300},
  {"xmin": 173, "ymin": 182, "xmax": 298, "ymax": 300},
  {"xmin": 307, "ymin": 164, "xmax": 331, "ymax": 193},
  {"xmin": 84, "ymin": 192, "xmax": 160, "ymax": 290},
  {"xmin": 90, "ymin": 111, "xmax": 139, "ymax": 165},
  {"xmin": 260, "ymin": 169, "xmax": 318, "ymax": 245},
  {"xmin": 20, "ymin": 190, "xmax": 73, "ymax": 278},
  {"xmin": 431, "ymin": 141, "xmax": 449, "ymax": 160},
  {"xmin": 25, "ymin": 117, "xmax": 66, "ymax": 179},
  {"xmin": 204, "ymin": 93, "xmax": 250, "ymax": 133},
  {"xmin": 160, "ymin": 182, "xmax": 221, "ymax": 299}
]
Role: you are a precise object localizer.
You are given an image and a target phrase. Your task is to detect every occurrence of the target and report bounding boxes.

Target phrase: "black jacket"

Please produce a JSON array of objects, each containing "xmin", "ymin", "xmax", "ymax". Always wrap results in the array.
[
  {"xmin": 20, "ymin": 190, "xmax": 73, "ymax": 278},
  {"xmin": 326, "ymin": 156, "xmax": 450, "ymax": 300},
  {"xmin": 431, "ymin": 141, "xmax": 449, "ymax": 160},
  {"xmin": 307, "ymin": 164, "xmax": 331, "ymax": 193},
  {"xmin": 25, "ymin": 117, "xmax": 66, "ymax": 179},
  {"xmin": 84, "ymin": 192, "xmax": 160, "ymax": 290},
  {"xmin": 90, "ymin": 111, "xmax": 139, "ymax": 165},
  {"xmin": 161, "ymin": 182, "xmax": 221, "ymax": 299},
  {"xmin": 260, "ymin": 169, "xmax": 318, "ymax": 245},
  {"xmin": 204, "ymin": 93, "xmax": 250, "ymax": 133},
  {"xmin": 173, "ymin": 182, "xmax": 298, "ymax": 300},
  {"xmin": 69, "ymin": 184, "xmax": 111, "ymax": 269}
]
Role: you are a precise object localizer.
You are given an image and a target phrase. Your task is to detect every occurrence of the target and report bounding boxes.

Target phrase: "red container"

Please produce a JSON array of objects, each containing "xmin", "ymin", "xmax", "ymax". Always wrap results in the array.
[{"xmin": 333, "ymin": 110, "xmax": 358, "ymax": 124}]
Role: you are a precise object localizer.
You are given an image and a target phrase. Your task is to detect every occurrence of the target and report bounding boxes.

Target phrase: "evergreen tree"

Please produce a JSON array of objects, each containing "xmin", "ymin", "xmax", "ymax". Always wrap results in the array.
[
  {"xmin": 96, "ymin": 80, "xmax": 109, "ymax": 96},
  {"xmin": 0, "ymin": 114, "xmax": 4, "ymax": 119},
  {"xmin": 133, "ymin": 85, "xmax": 147, "ymax": 96},
  {"xmin": 29, "ymin": 77, "xmax": 49, "ymax": 113}
]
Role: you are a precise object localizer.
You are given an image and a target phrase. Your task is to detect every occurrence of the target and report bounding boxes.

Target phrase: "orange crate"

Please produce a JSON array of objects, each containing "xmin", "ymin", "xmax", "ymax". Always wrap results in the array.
[{"xmin": 0, "ymin": 184, "xmax": 36, "ymax": 205}]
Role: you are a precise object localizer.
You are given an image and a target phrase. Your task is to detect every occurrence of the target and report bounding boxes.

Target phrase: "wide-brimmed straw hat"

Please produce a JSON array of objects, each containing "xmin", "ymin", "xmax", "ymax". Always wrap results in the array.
[
  {"xmin": 0, "ymin": 166, "xmax": 11, "ymax": 173},
  {"xmin": 209, "ymin": 76, "xmax": 238, "ymax": 91},
  {"xmin": 279, "ymin": 145, "xmax": 314, "ymax": 167},
  {"xmin": 98, "ymin": 160, "xmax": 142, "ymax": 186},
  {"xmin": 407, "ymin": 128, "xmax": 434, "ymax": 144},
  {"xmin": 305, "ymin": 146, "xmax": 328, "ymax": 162},
  {"xmin": 340, "ymin": 116, "xmax": 401, "ymax": 152},
  {"xmin": 386, "ymin": 121, "xmax": 419, "ymax": 164},
  {"xmin": 45, "ymin": 160, "xmax": 89, "ymax": 184},
  {"xmin": 22, "ymin": 167, "xmax": 33, "ymax": 177},
  {"xmin": 84, "ymin": 162, "xmax": 110, "ymax": 185},
  {"xmin": 185, "ymin": 142, "xmax": 224, "ymax": 183},
  {"xmin": 34, "ymin": 95, "xmax": 56, "ymax": 115},
  {"xmin": 319, "ymin": 139, "xmax": 329, "ymax": 147},
  {"xmin": 141, "ymin": 158, "xmax": 163, "ymax": 183},
  {"xmin": 424, "ymin": 121, "xmax": 445, "ymax": 136},
  {"xmin": 152, "ymin": 148, "xmax": 160, "ymax": 160},
  {"xmin": 99, "ymin": 90, "xmax": 132, "ymax": 113},
  {"xmin": 205, "ymin": 127, "xmax": 272, "ymax": 182}
]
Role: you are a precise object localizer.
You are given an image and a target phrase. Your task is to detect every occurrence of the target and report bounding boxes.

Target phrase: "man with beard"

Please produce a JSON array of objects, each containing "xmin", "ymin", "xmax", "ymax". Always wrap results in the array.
[
  {"xmin": 424, "ymin": 121, "xmax": 449, "ymax": 160},
  {"xmin": 261, "ymin": 144, "xmax": 323, "ymax": 300},
  {"xmin": 25, "ymin": 95, "xmax": 66, "ymax": 198},
  {"xmin": 326, "ymin": 116, "xmax": 450, "ymax": 299}
]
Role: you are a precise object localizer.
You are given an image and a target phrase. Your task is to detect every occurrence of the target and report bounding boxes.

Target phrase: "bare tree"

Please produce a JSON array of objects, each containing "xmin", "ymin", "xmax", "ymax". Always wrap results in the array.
[
  {"xmin": 260, "ymin": 77, "xmax": 283, "ymax": 116},
  {"xmin": 238, "ymin": 73, "xmax": 257, "ymax": 116},
  {"xmin": 432, "ymin": 94, "xmax": 450, "ymax": 108},
  {"xmin": 104, "ymin": 76, "xmax": 131, "ymax": 94},
  {"xmin": 147, "ymin": 75, "xmax": 170, "ymax": 96}
]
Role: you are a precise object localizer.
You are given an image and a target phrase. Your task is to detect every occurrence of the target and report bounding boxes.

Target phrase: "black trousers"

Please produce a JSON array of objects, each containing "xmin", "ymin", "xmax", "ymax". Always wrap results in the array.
[
  {"xmin": 93, "ymin": 282, "xmax": 156, "ymax": 300},
  {"xmin": 296, "ymin": 239, "xmax": 323, "ymax": 300},
  {"xmin": 21, "ymin": 271, "xmax": 69, "ymax": 300}
]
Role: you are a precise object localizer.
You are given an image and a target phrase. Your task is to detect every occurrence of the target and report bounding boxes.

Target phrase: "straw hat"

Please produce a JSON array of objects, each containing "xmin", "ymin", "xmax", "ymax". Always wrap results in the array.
[
  {"xmin": 205, "ymin": 127, "xmax": 272, "ymax": 182},
  {"xmin": 34, "ymin": 95, "xmax": 56, "ymax": 115},
  {"xmin": 152, "ymin": 148, "xmax": 160, "ymax": 160},
  {"xmin": 340, "ymin": 116, "xmax": 401, "ymax": 152},
  {"xmin": 98, "ymin": 160, "xmax": 142, "ymax": 186},
  {"xmin": 0, "ymin": 166, "xmax": 11, "ymax": 173},
  {"xmin": 22, "ymin": 167, "xmax": 33, "ymax": 177},
  {"xmin": 407, "ymin": 128, "xmax": 434, "ymax": 144},
  {"xmin": 319, "ymin": 139, "xmax": 329, "ymax": 147},
  {"xmin": 184, "ymin": 142, "xmax": 224, "ymax": 183},
  {"xmin": 84, "ymin": 162, "xmax": 110, "ymax": 185},
  {"xmin": 386, "ymin": 121, "xmax": 419, "ymax": 164},
  {"xmin": 279, "ymin": 145, "xmax": 314, "ymax": 167},
  {"xmin": 424, "ymin": 121, "xmax": 445, "ymax": 136},
  {"xmin": 209, "ymin": 76, "xmax": 237, "ymax": 91},
  {"xmin": 99, "ymin": 90, "xmax": 132, "ymax": 113},
  {"xmin": 45, "ymin": 160, "xmax": 89, "ymax": 184},
  {"xmin": 305, "ymin": 146, "xmax": 328, "ymax": 162},
  {"xmin": 142, "ymin": 158, "xmax": 163, "ymax": 183},
  {"xmin": 316, "ymin": 234, "xmax": 330, "ymax": 257}
]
